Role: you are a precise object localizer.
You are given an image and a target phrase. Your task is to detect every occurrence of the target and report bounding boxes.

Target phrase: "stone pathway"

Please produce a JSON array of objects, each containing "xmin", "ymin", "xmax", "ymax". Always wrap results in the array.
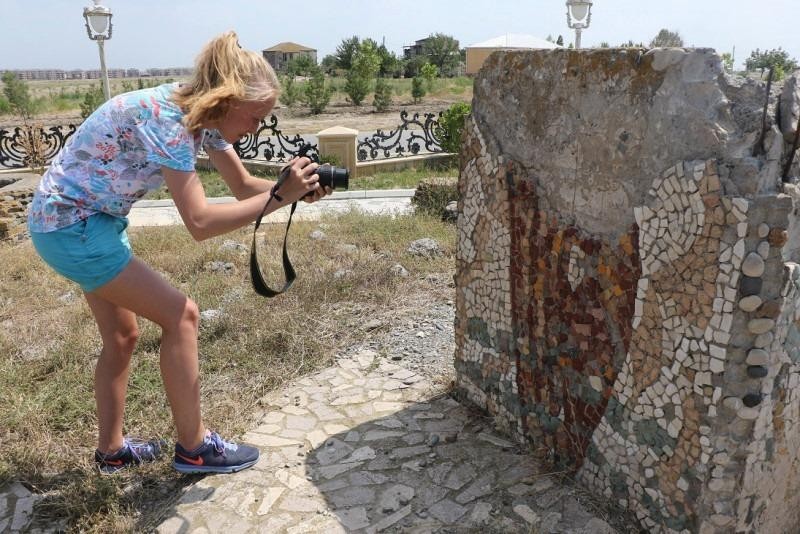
[{"xmin": 152, "ymin": 350, "xmax": 620, "ymax": 534}]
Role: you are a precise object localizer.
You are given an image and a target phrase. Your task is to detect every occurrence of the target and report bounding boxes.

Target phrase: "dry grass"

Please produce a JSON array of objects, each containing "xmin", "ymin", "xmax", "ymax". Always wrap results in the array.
[{"xmin": 0, "ymin": 208, "xmax": 455, "ymax": 531}]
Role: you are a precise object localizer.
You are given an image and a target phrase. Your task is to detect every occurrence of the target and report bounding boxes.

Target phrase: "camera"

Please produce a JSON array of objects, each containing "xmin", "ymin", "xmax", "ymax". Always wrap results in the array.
[
  {"xmin": 302, "ymin": 163, "xmax": 349, "ymax": 198},
  {"xmin": 315, "ymin": 163, "xmax": 349, "ymax": 191}
]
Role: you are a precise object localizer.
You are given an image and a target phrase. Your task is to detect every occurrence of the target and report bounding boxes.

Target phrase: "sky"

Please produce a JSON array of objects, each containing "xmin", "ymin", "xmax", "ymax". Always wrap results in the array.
[{"xmin": 0, "ymin": 0, "xmax": 797, "ymax": 71}]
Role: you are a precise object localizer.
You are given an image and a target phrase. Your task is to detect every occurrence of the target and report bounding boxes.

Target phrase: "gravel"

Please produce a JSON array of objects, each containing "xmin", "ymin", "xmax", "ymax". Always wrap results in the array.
[{"xmin": 338, "ymin": 298, "xmax": 456, "ymax": 383}]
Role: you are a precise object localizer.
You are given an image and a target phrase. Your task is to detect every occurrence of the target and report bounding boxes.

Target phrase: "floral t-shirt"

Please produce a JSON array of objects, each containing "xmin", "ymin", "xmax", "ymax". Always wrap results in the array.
[{"xmin": 28, "ymin": 83, "xmax": 231, "ymax": 232}]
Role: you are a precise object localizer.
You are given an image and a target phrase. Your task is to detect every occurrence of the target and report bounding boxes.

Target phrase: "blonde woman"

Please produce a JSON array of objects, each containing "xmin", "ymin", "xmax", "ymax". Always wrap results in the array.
[{"xmin": 27, "ymin": 31, "xmax": 328, "ymax": 474}]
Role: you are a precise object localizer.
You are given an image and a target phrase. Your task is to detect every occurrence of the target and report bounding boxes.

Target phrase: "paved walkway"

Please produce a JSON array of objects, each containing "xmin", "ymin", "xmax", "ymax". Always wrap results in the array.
[
  {"xmin": 127, "ymin": 189, "xmax": 416, "ymax": 227},
  {"xmin": 153, "ymin": 350, "xmax": 618, "ymax": 534}
]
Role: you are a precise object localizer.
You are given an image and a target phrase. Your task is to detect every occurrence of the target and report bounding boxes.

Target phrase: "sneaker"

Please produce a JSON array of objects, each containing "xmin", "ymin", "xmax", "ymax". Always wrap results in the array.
[
  {"xmin": 173, "ymin": 431, "xmax": 260, "ymax": 474},
  {"xmin": 95, "ymin": 437, "xmax": 166, "ymax": 474}
]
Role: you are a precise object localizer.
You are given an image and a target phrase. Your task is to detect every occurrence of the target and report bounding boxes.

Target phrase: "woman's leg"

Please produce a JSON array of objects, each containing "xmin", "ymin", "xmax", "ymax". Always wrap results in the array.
[
  {"xmin": 90, "ymin": 257, "xmax": 206, "ymax": 451},
  {"xmin": 84, "ymin": 293, "xmax": 139, "ymax": 454}
]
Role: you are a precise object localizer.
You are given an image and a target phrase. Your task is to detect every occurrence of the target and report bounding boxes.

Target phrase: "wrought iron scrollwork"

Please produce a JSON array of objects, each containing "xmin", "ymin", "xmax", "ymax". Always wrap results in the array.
[
  {"xmin": 0, "ymin": 124, "xmax": 77, "ymax": 169},
  {"xmin": 233, "ymin": 114, "xmax": 319, "ymax": 163},
  {"xmin": 357, "ymin": 110, "xmax": 444, "ymax": 161}
]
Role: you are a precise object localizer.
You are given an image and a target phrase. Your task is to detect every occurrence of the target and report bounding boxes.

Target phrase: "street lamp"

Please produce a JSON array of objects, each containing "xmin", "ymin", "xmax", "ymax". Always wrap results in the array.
[
  {"xmin": 83, "ymin": 0, "xmax": 113, "ymax": 101},
  {"xmin": 566, "ymin": 0, "xmax": 592, "ymax": 49}
]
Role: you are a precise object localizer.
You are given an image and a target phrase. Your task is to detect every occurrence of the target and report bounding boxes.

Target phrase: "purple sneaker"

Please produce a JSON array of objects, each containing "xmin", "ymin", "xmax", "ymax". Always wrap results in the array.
[
  {"xmin": 173, "ymin": 432, "xmax": 260, "ymax": 474},
  {"xmin": 95, "ymin": 437, "xmax": 166, "ymax": 474}
]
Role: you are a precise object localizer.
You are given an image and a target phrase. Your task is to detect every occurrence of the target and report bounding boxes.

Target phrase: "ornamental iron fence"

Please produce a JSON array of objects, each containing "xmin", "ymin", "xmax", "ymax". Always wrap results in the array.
[
  {"xmin": 0, "ymin": 124, "xmax": 77, "ymax": 170},
  {"xmin": 357, "ymin": 110, "xmax": 445, "ymax": 161},
  {"xmin": 0, "ymin": 109, "xmax": 447, "ymax": 170},
  {"xmin": 232, "ymin": 114, "xmax": 318, "ymax": 162}
]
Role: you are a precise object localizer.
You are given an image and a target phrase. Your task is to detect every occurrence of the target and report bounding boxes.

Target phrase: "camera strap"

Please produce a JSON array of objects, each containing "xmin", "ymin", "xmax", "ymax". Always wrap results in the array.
[{"xmin": 249, "ymin": 180, "xmax": 298, "ymax": 298}]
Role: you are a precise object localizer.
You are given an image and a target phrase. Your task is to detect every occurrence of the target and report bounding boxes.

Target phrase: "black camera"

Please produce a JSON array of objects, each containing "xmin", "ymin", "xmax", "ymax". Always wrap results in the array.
[
  {"xmin": 316, "ymin": 163, "xmax": 349, "ymax": 191},
  {"xmin": 302, "ymin": 163, "xmax": 348, "ymax": 198}
]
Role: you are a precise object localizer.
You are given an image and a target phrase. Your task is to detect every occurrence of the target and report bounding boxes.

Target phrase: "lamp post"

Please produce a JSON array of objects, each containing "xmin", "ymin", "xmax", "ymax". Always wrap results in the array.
[
  {"xmin": 566, "ymin": 0, "xmax": 592, "ymax": 49},
  {"xmin": 83, "ymin": 0, "xmax": 113, "ymax": 101}
]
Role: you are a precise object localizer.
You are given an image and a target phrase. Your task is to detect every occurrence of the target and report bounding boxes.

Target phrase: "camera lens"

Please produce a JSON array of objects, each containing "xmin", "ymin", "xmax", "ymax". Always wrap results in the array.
[{"xmin": 317, "ymin": 165, "xmax": 349, "ymax": 190}]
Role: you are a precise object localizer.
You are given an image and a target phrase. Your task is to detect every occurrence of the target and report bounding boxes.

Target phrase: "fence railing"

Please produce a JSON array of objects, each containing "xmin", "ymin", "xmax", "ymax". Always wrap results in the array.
[
  {"xmin": 357, "ymin": 110, "xmax": 445, "ymax": 161},
  {"xmin": 0, "ymin": 124, "xmax": 77, "ymax": 170},
  {"xmin": 232, "ymin": 114, "xmax": 319, "ymax": 162},
  {"xmin": 0, "ymin": 110, "xmax": 447, "ymax": 171}
]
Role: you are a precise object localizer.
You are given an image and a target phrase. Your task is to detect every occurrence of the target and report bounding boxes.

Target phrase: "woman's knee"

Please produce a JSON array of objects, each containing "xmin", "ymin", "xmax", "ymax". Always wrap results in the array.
[
  {"xmin": 170, "ymin": 298, "xmax": 200, "ymax": 335},
  {"xmin": 106, "ymin": 326, "xmax": 140, "ymax": 356}
]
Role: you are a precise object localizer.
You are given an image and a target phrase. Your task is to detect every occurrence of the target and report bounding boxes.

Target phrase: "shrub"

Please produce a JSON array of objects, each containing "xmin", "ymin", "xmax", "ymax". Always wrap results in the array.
[
  {"xmin": 435, "ymin": 102, "xmax": 471, "ymax": 153},
  {"xmin": 411, "ymin": 177, "xmax": 458, "ymax": 218},
  {"xmin": 318, "ymin": 153, "xmax": 342, "ymax": 166},
  {"xmin": 372, "ymin": 77, "xmax": 392, "ymax": 112}
]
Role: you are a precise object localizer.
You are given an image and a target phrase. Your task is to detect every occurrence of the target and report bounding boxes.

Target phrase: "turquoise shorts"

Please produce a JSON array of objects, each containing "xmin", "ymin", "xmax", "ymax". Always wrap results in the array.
[{"xmin": 30, "ymin": 213, "xmax": 133, "ymax": 293}]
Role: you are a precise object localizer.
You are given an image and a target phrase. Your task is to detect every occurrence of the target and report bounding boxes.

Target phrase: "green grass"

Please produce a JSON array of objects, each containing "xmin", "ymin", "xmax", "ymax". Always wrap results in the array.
[
  {"xmin": 144, "ymin": 163, "xmax": 459, "ymax": 200},
  {"xmin": 0, "ymin": 209, "xmax": 456, "ymax": 531}
]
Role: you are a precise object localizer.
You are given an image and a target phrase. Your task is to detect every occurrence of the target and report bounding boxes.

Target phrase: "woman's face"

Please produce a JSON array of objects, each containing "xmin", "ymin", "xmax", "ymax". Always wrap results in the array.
[{"xmin": 216, "ymin": 97, "xmax": 275, "ymax": 144}]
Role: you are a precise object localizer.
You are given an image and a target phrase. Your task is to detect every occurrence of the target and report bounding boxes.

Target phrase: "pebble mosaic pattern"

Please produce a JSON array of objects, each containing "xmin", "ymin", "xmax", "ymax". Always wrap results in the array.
[{"xmin": 455, "ymin": 115, "xmax": 800, "ymax": 533}]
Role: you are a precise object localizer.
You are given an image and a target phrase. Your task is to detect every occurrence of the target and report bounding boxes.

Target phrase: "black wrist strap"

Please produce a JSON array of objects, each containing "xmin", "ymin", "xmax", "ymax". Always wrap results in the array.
[{"xmin": 250, "ymin": 179, "xmax": 296, "ymax": 298}]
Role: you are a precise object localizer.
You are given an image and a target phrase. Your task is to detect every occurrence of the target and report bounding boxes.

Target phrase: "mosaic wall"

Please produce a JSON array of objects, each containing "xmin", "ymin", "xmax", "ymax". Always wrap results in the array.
[{"xmin": 454, "ymin": 49, "xmax": 800, "ymax": 533}]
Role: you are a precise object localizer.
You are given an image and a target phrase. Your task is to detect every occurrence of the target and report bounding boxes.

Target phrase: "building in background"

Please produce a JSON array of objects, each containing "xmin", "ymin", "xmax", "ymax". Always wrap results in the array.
[
  {"xmin": 465, "ymin": 34, "xmax": 561, "ymax": 75},
  {"xmin": 262, "ymin": 42, "xmax": 317, "ymax": 72},
  {"xmin": 2, "ymin": 67, "xmax": 192, "ymax": 81}
]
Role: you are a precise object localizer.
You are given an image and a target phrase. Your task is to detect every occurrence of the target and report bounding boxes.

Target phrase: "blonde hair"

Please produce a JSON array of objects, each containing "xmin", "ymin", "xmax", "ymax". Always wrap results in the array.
[{"xmin": 173, "ymin": 31, "xmax": 280, "ymax": 132}]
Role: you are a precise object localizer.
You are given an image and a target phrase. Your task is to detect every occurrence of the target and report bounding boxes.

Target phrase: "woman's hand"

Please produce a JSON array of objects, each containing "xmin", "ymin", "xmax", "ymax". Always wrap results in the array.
[
  {"xmin": 279, "ymin": 156, "xmax": 321, "ymax": 202},
  {"xmin": 302, "ymin": 184, "xmax": 333, "ymax": 203}
]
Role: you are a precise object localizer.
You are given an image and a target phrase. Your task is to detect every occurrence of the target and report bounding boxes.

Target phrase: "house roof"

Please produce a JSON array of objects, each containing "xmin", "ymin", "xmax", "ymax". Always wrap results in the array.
[
  {"xmin": 263, "ymin": 42, "xmax": 316, "ymax": 53},
  {"xmin": 466, "ymin": 34, "xmax": 560, "ymax": 50}
]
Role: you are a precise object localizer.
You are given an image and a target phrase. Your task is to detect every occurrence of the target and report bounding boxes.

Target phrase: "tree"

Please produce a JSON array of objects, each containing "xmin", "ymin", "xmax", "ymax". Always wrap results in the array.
[
  {"xmin": 649, "ymin": 29, "xmax": 684, "ymax": 48},
  {"xmin": 745, "ymin": 48, "xmax": 798, "ymax": 77},
  {"xmin": 286, "ymin": 55, "xmax": 317, "ymax": 77},
  {"xmin": 620, "ymin": 40, "xmax": 645, "ymax": 48},
  {"xmin": 721, "ymin": 52, "xmax": 734, "ymax": 73},
  {"xmin": 335, "ymin": 36, "xmax": 360, "ymax": 70},
  {"xmin": 80, "ymin": 84, "xmax": 105, "ymax": 119},
  {"xmin": 377, "ymin": 44, "xmax": 403, "ymax": 78},
  {"xmin": 372, "ymin": 77, "xmax": 393, "ymax": 112},
  {"xmin": 320, "ymin": 54, "xmax": 338, "ymax": 75},
  {"xmin": 556, "ymin": 35, "xmax": 564, "ymax": 47},
  {"xmin": 344, "ymin": 39, "xmax": 381, "ymax": 106},
  {"xmin": 420, "ymin": 63, "xmax": 438, "ymax": 92},
  {"xmin": 411, "ymin": 77, "xmax": 425, "ymax": 104},
  {"xmin": 305, "ymin": 67, "xmax": 332, "ymax": 114},
  {"xmin": 404, "ymin": 55, "xmax": 428, "ymax": 78},
  {"xmin": 280, "ymin": 75, "xmax": 302, "ymax": 108},
  {"xmin": 2, "ymin": 71, "xmax": 35, "ymax": 119},
  {"xmin": 422, "ymin": 33, "xmax": 460, "ymax": 76}
]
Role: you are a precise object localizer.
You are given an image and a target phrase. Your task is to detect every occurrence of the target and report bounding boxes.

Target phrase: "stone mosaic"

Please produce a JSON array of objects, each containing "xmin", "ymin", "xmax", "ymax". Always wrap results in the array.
[{"xmin": 455, "ymin": 48, "xmax": 800, "ymax": 533}]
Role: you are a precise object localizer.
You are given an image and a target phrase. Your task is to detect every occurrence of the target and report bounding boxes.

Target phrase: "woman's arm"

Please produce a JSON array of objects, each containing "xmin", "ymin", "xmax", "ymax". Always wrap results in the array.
[
  {"xmin": 207, "ymin": 147, "xmax": 272, "ymax": 199},
  {"xmin": 162, "ymin": 160, "xmax": 320, "ymax": 241},
  {"xmin": 207, "ymin": 147, "xmax": 330, "ymax": 204}
]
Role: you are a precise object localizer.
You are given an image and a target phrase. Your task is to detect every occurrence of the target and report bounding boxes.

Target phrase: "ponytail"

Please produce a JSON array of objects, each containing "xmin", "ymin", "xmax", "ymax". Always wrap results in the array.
[{"xmin": 173, "ymin": 31, "xmax": 279, "ymax": 132}]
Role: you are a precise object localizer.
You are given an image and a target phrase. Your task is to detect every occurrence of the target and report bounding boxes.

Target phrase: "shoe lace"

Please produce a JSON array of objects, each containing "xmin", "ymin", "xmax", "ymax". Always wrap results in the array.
[{"xmin": 209, "ymin": 432, "xmax": 239, "ymax": 457}]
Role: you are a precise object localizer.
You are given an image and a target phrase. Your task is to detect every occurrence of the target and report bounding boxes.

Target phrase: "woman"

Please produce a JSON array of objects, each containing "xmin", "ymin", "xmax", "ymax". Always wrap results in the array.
[{"xmin": 27, "ymin": 31, "xmax": 328, "ymax": 474}]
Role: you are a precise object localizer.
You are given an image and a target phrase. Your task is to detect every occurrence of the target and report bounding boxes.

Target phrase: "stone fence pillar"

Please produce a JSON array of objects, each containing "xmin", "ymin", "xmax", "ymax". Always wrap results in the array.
[
  {"xmin": 455, "ymin": 48, "xmax": 800, "ymax": 533},
  {"xmin": 317, "ymin": 126, "xmax": 358, "ymax": 179}
]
